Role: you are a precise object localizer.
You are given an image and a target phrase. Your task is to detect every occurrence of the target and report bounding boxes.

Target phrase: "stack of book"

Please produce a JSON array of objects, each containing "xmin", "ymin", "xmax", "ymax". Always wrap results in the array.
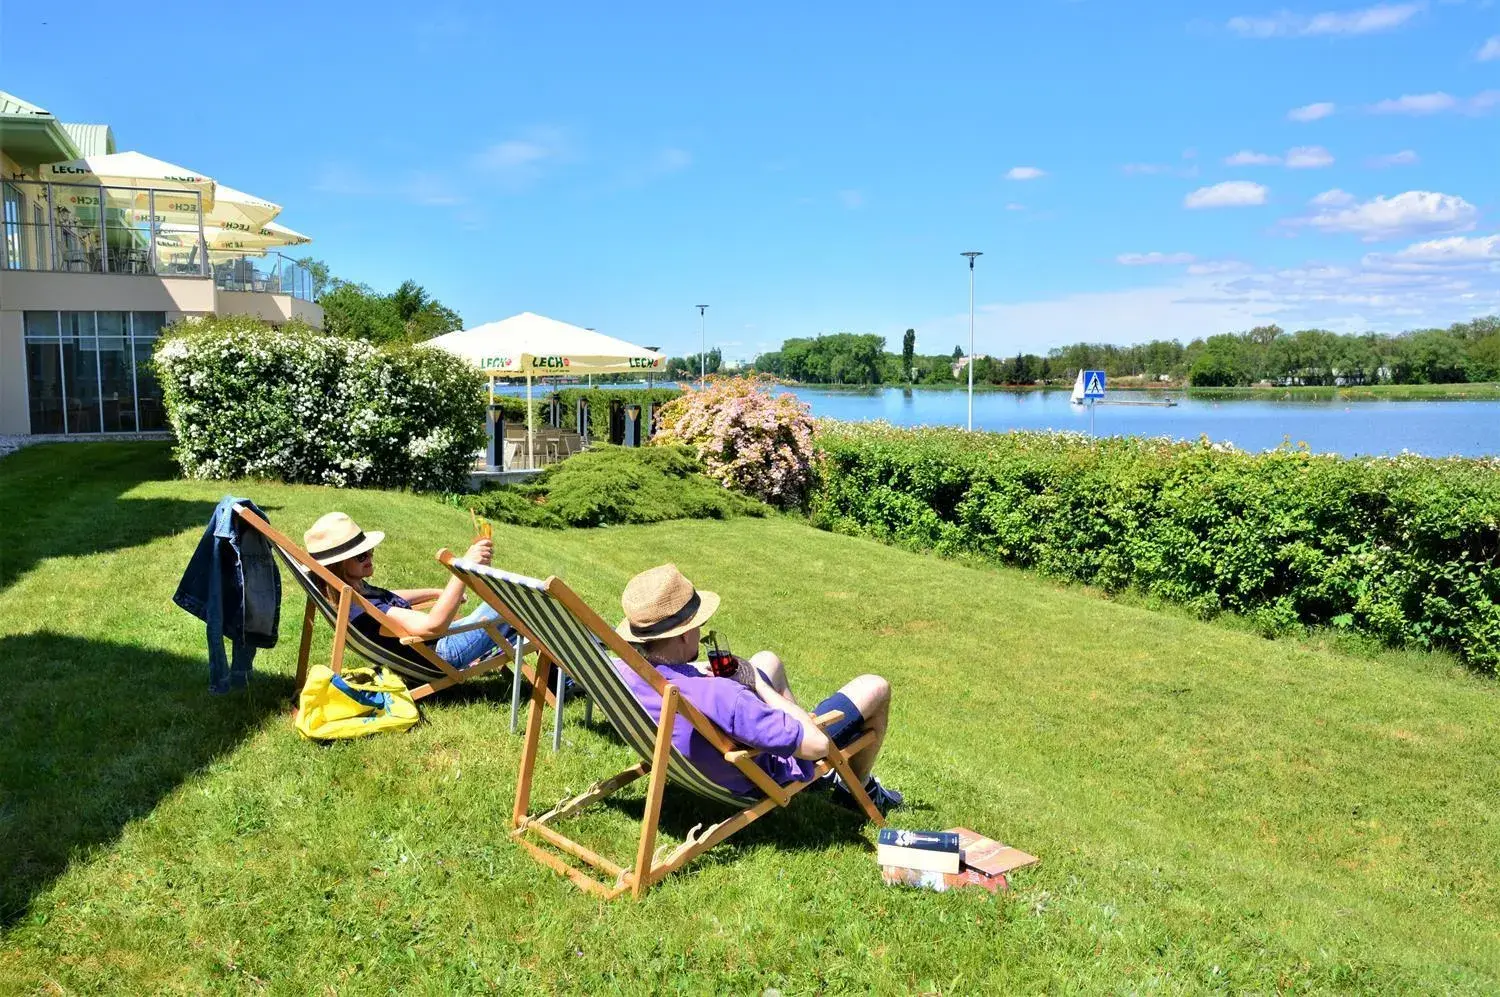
[{"xmin": 877, "ymin": 827, "xmax": 1037, "ymax": 894}]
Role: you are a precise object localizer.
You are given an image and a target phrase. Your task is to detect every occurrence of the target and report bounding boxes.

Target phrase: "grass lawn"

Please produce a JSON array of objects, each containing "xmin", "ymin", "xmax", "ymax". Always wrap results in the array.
[{"xmin": 2, "ymin": 442, "xmax": 1498, "ymax": 994}]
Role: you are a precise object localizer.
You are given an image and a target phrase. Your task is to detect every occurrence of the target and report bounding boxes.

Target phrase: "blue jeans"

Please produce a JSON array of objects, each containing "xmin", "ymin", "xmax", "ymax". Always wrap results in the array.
[{"xmin": 434, "ymin": 602, "xmax": 514, "ymax": 669}]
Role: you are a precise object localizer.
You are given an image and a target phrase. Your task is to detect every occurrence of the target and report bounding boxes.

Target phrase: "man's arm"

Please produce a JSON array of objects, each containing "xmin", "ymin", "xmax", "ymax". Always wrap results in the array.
[{"xmin": 756, "ymin": 683, "xmax": 830, "ymax": 760}]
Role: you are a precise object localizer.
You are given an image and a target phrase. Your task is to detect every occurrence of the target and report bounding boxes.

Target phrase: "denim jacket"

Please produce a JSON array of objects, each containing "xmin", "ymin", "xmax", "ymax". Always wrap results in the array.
[{"xmin": 174, "ymin": 496, "xmax": 281, "ymax": 693}]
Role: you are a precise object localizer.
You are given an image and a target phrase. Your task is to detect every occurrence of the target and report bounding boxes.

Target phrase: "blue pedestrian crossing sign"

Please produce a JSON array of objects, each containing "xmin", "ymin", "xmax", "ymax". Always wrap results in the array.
[{"xmin": 1082, "ymin": 370, "xmax": 1107, "ymax": 400}]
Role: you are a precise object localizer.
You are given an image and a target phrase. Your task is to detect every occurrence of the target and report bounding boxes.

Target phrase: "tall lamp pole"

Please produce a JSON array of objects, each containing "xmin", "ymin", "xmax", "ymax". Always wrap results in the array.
[
  {"xmin": 695, "ymin": 304, "xmax": 710, "ymax": 389},
  {"xmin": 961, "ymin": 251, "xmax": 983, "ymax": 431}
]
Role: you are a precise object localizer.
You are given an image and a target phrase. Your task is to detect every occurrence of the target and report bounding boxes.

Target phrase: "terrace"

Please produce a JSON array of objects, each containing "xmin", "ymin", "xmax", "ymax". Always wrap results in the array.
[{"xmin": 1, "ymin": 179, "xmax": 313, "ymax": 300}]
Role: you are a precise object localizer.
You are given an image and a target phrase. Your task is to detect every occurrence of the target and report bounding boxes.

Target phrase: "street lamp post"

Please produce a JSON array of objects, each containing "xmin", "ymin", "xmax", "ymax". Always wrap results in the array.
[
  {"xmin": 961, "ymin": 251, "xmax": 983, "ymax": 431},
  {"xmin": 695, "ymin": 304, "xmax": 710, "ymax": 389}
]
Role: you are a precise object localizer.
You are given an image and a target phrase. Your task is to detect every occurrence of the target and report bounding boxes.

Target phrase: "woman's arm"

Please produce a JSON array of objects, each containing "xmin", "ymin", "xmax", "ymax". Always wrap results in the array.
[
  {"xmin": 382, "ymin": 540, "xmax": 492, "ymax": 639},
  {"xmin": 389, "ymin": 587, "xmax": 446, "ymax": 605}
]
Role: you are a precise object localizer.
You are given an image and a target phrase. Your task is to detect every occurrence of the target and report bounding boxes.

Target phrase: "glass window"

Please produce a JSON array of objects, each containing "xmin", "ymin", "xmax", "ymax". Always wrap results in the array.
[
  {"xmin": 24, "ymin": 312, "xmax": 64, "ymax": 433},
  {"xmin": 61, "ymin": 311, "xmax": 101, "ymax": 434},
  {"xmin": 131, "ymin": 312, "xmax": 168, "ymax": 430},
  {"xmin": 97, "ymin": 311, "xmax": 136, "ymax": 432},
  {"xmin": 3, "ymin": 183, "xmax": 23, "ymax": 269}
]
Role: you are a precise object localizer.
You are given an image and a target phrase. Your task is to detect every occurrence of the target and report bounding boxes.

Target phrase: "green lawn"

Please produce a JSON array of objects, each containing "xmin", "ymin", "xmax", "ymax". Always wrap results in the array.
[{"xmin": 3, "ymin": 442, "xmax": 1498, "ymax": 994}]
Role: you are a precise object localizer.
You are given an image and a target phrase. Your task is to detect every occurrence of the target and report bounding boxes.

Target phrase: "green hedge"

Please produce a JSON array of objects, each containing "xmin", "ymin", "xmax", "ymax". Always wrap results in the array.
[
  {"xmin": 154, "ymin": 316, "xmax": 486, "ymax": 491},
  {"xmin": 454, "ymin": 444, "xmax": 767, "ymax": 528},
  {"xmin": 488, "ymin": 387, "xmax": 680, "ymax": 441},
  {"xmin": 812, "ymin": 423, "xmax": 1500, "ymax": 672}
]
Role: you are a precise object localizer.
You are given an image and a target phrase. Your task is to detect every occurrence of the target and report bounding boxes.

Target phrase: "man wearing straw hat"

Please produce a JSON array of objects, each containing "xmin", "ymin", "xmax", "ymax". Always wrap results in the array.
[{"xmin": 616, "ymin": 564, "xmax": 903, "ymax": 816}]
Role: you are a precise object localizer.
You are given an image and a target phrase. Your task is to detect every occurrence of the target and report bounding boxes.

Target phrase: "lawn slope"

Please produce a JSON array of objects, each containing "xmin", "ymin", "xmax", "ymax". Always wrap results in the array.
[{"xmin": 1, "ymin": 442, "xmax": 1497, "ymax": 994}]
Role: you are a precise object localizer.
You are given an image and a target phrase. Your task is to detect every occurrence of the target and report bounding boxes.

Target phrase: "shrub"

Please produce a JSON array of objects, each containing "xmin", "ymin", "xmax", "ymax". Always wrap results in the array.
[
  {"xmin": 154, "ymin": 316, "xmax": 485, "ymax": 491},
  {"xmin": 651, "ymin": 376, "xmax": 816, "ymax": 509},
  {"xmin": 457, "ymin": 445, "xmax": 769, "ymax": 528},
  {"xmin": 813, "ymin": 422, "xmax": 1500, "ymax": 673}
]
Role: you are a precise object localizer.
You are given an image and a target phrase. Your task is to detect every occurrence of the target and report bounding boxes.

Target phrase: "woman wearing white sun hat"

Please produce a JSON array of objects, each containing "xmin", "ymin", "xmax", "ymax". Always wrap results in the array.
[{"xmin": 304, "ymin": 511, "xmax": 513, "ymax": 671}]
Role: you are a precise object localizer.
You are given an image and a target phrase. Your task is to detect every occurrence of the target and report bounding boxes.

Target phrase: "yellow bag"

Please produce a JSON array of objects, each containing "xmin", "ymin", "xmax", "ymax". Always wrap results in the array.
[{"xmin": 294, "ymin": 665, "xmax": 420, "ymax": 740}]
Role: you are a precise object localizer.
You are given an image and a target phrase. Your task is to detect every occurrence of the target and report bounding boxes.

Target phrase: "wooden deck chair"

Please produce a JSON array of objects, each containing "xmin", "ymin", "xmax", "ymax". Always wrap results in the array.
[
  {"xmin": 231, "ymin": 504, "xmax": 546, "ymax": 704},
  {"xmin": 439, "ymin": 553, "xmax": 886, "ymax": 900}
]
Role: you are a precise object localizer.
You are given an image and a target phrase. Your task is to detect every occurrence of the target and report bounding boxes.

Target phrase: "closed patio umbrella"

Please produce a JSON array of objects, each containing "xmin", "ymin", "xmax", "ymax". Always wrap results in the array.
[{"xmin": 426, "ymin": 312, "xmax": 666, "ymax": 468}]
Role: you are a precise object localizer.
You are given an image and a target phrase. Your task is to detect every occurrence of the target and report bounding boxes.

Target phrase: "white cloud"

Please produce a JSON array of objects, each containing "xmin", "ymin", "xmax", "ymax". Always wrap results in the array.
[
  {"xmin": 1005, "ymin": 202, "xmax": 1026, "ymax": 211},
  {"xmin": 1368, "ymin": 90, "xmax": 1499, "ymax": 115},
  {"xmin": 1226, "ymin": 150, "xmax": 1282, "ymax": 166},
  {"xmin": 1117, "ymin": 252, "xmax": 1197, "ymax": 265},
  {"xmin": 1367, "ymin": 149, "xmax": 1419, "ymax": 167},
  {"xmin": 1228, "ymin": 2, "xmax": 1424, "ymax": 38},
  {"xmin": 1391, "ymin": 234, "xmax": 1500, "ymax": 263},
  {"xmin": 1185, "ymin": 181, "xmax": 1270, "ymax": 208},
  {"xmin": 1288, "ymin": 101, "xmax": 1337, "ymax": 121},
  {"xmin": 1370, "ymin": 91, "xmax": 1458, "ymax": 114},
  {"xmin": 1005, "ymin": 166, "xmax": 1046, "ymax": 180},
  {"xmin": 1479, "ymin": 36, "xmax": 1500, "ymax": 61},
  {"xmin": 1310, "ymin": 188, "xmax": 1357, "ymax": 207},
  {"xmin": 472, "ymin": 127, "xmax": 571, "ymax": 188},
  {"xmin": 1303, "ymin": 190, "xmax": 1478, "ymax": 241},
  {"xmin": 1285, "ymin": 145, "xmax": 1335, "ymax": 168},
  {"xmin": 1187, "ymin": 260, "xmax": 1252, "ymax": 275},
  {"xmin": 838, "ymin": 189, "xmax": 865, "ymax": 209}
]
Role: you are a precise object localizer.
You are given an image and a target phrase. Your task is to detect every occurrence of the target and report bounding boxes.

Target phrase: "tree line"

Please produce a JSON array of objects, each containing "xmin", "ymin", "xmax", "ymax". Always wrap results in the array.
[
  {"xmin": 297, "ymin": 258, "xmax": 463, "ymax": 345},
  {"xmin": 746, "ymin": 316, "xmax": 1500, "ymax": 387}
]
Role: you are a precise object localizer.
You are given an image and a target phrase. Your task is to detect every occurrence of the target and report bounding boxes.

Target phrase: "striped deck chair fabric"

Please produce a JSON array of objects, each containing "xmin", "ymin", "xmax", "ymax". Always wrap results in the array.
[
  {"xmin": 447, "ymin": 560, "xmax": 754, "ymax": 808},
  {"xmin": 441, "ymin": 555, "xmax": 885, "ymax": 899},
  {"xmin": 232, "ymin": 505, "xmax": 537, "ymax": 705}
]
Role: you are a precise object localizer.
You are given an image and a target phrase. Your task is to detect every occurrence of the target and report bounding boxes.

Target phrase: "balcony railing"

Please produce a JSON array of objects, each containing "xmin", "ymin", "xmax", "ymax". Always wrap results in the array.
[
  {"xmin": 1, "ymin": 179, "xmax": 314, "ymax": 301},
  {"xmin": 212, "ymin": 252, "xmax": 314, "ymax": 301}
]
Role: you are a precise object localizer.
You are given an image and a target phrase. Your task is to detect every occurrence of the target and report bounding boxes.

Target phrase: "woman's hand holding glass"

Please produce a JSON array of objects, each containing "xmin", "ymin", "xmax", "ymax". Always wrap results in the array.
[{"xmin": 465, "ymin": 538, "xmax": 493, "ymax": 566}]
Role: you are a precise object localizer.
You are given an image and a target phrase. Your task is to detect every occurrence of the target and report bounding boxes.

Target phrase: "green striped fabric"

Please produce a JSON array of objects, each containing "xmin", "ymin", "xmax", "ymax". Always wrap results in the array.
[
  {"xmin": 274, "ymin": 547, "xmax": 447, "ymax": 682},
  {"xmin": 451, "ymin": 561, "xmax": 757, "ymax": 809}
]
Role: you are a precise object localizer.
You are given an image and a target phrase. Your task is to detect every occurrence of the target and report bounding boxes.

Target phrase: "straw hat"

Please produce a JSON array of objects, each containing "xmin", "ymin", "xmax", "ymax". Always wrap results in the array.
[
  {"xmin": 617, "ymin": 564, "xmax": 720, "ymax": 642},
  {"xmin": 304, "ymin": 512, "xmax": 385, "ymax": 566}
]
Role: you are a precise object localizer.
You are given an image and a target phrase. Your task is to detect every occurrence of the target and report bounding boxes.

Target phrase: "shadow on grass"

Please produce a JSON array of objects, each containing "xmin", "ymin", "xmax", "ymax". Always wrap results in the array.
[
  {"xmin": 0, "ymin": 442, "xmax": 216, "ymax": 594},
  {"xmin": 0, "ymin": 631, "xmax": 294, "ymax": 927}
]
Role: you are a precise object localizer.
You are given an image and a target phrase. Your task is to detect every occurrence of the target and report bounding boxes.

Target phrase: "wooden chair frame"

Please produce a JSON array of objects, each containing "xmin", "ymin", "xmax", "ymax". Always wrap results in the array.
[
  {"xmin": 232, "ymin": 505, "xmax": 544, "ymax": 703},
  {"xmin": 439, "ymin": 552, "xmax": 885, "ymax": 900}
]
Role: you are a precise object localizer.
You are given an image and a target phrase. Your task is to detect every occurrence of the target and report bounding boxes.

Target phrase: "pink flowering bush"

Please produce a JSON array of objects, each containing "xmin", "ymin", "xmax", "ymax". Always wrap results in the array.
[{"xmin": 651, "ymin": 376, "xmax": 816, "ymax": 509}]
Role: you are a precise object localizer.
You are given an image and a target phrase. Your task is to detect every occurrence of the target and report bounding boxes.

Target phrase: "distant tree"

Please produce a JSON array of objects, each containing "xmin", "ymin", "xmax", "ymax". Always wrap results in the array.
[
  {"xmin": 303, "ymin": 263, "xmax": 462, "ymax": 345},
  {"xmin": 294, "ymin": 256, "xmax": 332, "ymax": 298},
  {"xmin": 902, "ymin": 328, "xmax": 916, "ymax": 382},
  {"xmin": 952, "ymin": 345, "xmax": 963, "ymax": 360}
]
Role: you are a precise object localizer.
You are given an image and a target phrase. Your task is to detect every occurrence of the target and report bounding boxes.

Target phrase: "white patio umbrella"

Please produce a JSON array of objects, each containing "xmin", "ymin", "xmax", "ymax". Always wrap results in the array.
[
  {"xmin": 38, "ymin": 150, "xmax": 216, "ymax": 210},
  {"xmin": 157, "ymin": 219, "xmax": 311, "ymax": 254},
  {"xmin": 426, "ymin": 312, "xmax": 666, "ymax": 469},
  {"xmin": 130, "ymin": 182, "xmax": 280, "ymax": 230}
]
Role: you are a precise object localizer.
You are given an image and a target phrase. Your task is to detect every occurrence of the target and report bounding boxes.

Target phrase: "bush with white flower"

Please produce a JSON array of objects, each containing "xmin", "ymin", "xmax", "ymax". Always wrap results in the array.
[
  {"xmin": 650, "ymin": 375, "xmax": 816, "ymax": 509},
  {"xmin": 154, "ymin": 316, "xmax": 485, "ymax": 491}
]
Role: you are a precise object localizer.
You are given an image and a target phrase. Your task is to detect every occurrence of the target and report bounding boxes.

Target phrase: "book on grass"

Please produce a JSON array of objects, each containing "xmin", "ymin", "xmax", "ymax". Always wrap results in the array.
[
  {"xmin": 879, "ymin": 865, "xmax": 1009, "ymax": 894},
  {"xmin": 951, "ymin": 826, "xmax": 1039, "ymax": 877},
  {"xmin": 876, "ymin": 829, "xmax": 961, "ymax": 874}
]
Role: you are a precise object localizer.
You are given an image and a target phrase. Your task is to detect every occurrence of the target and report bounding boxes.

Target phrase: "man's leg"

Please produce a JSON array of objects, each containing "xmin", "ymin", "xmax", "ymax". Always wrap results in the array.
[
  {"xmin": 830, "ymin": 674, "xmax": 891, "ymax": 783},
  {"xmin": 750, "ymin": 650, "xmax": 797, "ymax": 704}
]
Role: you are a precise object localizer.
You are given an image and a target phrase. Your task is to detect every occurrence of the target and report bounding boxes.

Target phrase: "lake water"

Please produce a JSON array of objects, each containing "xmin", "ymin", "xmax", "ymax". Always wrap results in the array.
[
  {"xmin": 784, "ymin": 387, "xmax": 1500, "ymax": 458},
  {"xmin": 493, "ymin": 382, "xmax": 1498, "ymax": 457}
]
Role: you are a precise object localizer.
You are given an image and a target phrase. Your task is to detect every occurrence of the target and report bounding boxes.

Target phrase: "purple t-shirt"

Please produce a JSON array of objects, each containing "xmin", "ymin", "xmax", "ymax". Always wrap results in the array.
[{"xmin": 615, "ymin": 659, "xmax": 816, "ymax": 796}]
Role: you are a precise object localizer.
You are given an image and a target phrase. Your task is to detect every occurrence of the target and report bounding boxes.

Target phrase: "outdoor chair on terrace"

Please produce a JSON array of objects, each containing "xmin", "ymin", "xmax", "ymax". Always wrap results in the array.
[
  {"xmin": 232, "ymin": 505, "xmax": 549, "ymax": 705},
  {"xmin": 439, "ymin": 554, "xmax": 885, "ymax": 900}
]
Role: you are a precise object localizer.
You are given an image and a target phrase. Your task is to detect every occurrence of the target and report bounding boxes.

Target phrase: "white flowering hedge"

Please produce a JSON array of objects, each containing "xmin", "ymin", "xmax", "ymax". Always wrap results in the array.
[{"xmin": 154, "ymin": 316, "xmax": 485, "ymax": 491}]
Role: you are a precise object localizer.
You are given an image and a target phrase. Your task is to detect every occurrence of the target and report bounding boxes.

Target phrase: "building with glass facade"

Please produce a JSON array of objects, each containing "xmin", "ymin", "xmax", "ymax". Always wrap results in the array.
[{"xmin": 0, "ymin": 89, "xmax": 323, "ymax": 437}]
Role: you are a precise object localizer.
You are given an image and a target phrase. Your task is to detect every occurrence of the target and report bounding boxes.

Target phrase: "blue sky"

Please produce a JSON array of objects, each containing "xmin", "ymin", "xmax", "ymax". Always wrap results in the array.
[{"xmin": 5, "ymin": 1, "xmax": 1498, "ymax": 359}]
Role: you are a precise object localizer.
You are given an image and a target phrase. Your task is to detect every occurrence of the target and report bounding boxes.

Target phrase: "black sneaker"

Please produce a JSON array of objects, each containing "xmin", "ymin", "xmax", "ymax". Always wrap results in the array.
[{"xmin": 829, "ymin": 773, "xmax": 904, "ymax": 818}]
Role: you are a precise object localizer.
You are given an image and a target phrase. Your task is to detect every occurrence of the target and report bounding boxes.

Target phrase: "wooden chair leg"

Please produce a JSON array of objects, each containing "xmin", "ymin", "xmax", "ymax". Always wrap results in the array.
[
  {"xmin": 294, "ymin": 596, "xmax": 316, "ymax": 694},
  {"xmin": 632, "ymin": 684, "xmax": 679, "ymax": 899},
  {"xmin": 513, "ymin": 655, "xmax": 553, "ymax": 828},
  {"xmin": 329, "ymin": 587, "xmax": 352, "ymax": 675}
]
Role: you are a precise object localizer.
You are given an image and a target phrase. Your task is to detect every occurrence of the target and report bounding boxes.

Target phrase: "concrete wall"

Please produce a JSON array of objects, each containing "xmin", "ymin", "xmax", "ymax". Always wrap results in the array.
[
  {"xmin": 0, "ymin": 311, "xmax": 27, "ymax": 435},
  {"xmin": 0, "ymin": 270, "xmax": 217, "ymax": 313},
  {"xmin": 216, "ymin": 290, "xmax": 325, "ymax": 329}
]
